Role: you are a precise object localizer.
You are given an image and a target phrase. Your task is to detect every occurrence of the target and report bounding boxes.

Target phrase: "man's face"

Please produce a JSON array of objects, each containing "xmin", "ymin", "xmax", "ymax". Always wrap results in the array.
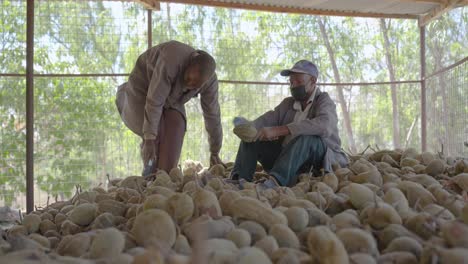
[
  {"xmin": 289, "ymin": 73, "xmax": 316, "ymax": 92},
  {"xmin": 184, "ymin": 65, "xmax": 206, "ymax": 90}
]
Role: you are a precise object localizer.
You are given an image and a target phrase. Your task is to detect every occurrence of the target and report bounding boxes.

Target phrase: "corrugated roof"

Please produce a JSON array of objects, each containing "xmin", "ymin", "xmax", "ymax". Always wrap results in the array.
[{"xmin": 149, "ymin": 0, "xmax": 467, "ymax": 25}]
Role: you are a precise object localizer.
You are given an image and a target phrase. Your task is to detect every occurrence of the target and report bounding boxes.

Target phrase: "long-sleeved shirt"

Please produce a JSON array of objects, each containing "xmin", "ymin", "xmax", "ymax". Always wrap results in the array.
[
  {"xmin": 115, "ymin": 40, "xmax": 223, "ymax": 154},
  {"xmin": 253, "ymin": 88, "xmax": 348, "ymax": 171}
]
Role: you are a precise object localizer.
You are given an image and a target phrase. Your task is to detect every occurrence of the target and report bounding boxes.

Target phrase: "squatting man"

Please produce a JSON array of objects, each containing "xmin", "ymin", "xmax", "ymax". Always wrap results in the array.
[{"xmin": 230, "ymin": 60, "xmax": 348, "ymax": 189}]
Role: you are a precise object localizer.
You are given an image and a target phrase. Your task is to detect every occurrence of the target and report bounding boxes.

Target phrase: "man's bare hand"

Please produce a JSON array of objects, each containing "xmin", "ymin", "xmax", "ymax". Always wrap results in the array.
[
  {"xmin": 255, "ymin": 126, "xmax": 290, "ymax": 141},
  {"xmin": 142, "ymin": 139, "xmax": 157, "ymax": 166}
]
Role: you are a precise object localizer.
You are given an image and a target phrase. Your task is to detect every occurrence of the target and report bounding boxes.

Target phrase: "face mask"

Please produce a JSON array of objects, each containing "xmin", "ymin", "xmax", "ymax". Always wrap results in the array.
[
  {"xmin": 290, "ymin": 78, "xmax": 314, "ymax": 101},
  {"xmin": 290, "ymin": 85, "xmax": 308, "ymax": 101}
]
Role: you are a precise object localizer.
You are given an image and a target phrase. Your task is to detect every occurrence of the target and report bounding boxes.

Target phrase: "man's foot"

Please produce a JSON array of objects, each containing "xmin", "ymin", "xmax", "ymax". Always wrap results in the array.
[
  {"xmin": 256, "ymin": 176, "xmax": 281, "ymax": 191},
  {"xmin": 223, "ymin": 178, "xmax": 247, "ymax": 190}
]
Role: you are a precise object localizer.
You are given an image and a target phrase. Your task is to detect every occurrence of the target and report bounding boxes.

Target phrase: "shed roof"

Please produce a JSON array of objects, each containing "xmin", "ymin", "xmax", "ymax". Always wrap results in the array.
[{"xmin": 136, "ymin": 0, "xmax": 467, "ymax": 26}]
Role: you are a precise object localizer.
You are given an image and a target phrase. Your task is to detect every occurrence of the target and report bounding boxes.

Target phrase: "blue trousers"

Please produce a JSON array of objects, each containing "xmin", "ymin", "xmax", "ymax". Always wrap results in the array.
[{"xmin": 231, "ymin": 135, "xmax": 326, "ymax": 186}]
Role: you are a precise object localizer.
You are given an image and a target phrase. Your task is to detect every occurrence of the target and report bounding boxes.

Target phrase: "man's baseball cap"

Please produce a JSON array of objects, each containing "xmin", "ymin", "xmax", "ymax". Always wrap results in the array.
[{"xmin": 280, "ymin": 60, "xmax": 319, "ymax": 78}]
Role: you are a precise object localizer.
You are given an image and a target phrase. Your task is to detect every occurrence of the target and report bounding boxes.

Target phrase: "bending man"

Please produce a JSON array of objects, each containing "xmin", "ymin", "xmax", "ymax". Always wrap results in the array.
[{"xmin": 116, "ymin": 41, "xmax": 223, "ymax": 175}]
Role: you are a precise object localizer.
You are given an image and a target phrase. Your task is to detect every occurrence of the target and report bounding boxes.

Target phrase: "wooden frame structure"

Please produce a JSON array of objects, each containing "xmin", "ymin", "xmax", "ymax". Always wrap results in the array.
[
  {"xmin": 138, "ymin": 0, "xmax": 467, "ymax": 25},
  {"xmin": 9, "ymin": 0, "xmax": 466, "ymax": 212}
]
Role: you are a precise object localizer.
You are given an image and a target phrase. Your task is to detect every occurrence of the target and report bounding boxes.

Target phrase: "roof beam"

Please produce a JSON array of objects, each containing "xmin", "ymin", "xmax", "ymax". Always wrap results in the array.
[
  {"xmin": 399, "ymin": 0, "xmax": 446, "ymax": 3},
  {"xmin": 135, "ymin": 0, "xmax": 161, "ymax": 10},
  {"xmin": 161, "ymin": 0, "xmax": 418, "ymax": 19},
  {"xmin": 419, "ymin": 0, "xmax": 467, "ymax": 26}
]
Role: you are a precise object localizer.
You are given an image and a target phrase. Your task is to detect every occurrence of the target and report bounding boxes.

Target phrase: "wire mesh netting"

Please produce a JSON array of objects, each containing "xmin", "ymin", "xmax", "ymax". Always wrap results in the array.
[
  {"xmin": 0, "ymin": 0, "xmax": 466, "ymax": 210},
  {"xmin": 426, "ymin": 61, "xmax": 468, "ymax": 158}
]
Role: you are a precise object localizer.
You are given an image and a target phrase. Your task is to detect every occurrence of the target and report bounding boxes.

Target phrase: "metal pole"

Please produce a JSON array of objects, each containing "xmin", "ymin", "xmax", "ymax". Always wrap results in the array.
[
  {"xmin": 26, "ymin": 0, "xmax": 35, "ymax": 213},
  {"xmin": 420, "ymin": 25, "xmax": 427, "ymax": 152},
  {"xmin": 147, "ymin": 9, "xmax": 152, "ymax": 49}
]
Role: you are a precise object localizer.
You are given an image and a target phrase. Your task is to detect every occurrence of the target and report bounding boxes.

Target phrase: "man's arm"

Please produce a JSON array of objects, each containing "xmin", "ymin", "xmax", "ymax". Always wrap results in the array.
[
  {"xmin": 142, "ymin": 56, "xmax": 176, "ymax": 139},
  {"xmin": 200, "ymin": 74, "xmax": 223, "ymax": 156}
]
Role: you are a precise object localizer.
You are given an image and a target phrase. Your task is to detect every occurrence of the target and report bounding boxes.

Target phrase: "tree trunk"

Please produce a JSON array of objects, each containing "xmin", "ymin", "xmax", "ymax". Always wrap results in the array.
[
  {"xmin": 380, "ymin": 19, "xmax": 401, "ymax": 149},
  {"xmin": 166, "ymin": 3, "xmax": 172, "ymax": 39},
  {"xmin": 317, "ymin": 18, "xmax": 357, "ymax": 153}
]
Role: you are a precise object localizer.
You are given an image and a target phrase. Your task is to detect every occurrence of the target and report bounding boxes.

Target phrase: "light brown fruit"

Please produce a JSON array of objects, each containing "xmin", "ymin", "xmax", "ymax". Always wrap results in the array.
[
  {"xmin": 173, "ymin": 234, "xmax": 191, "ymax": 255},
  {"xmin": 377, "ymin": 251, "xmax": 417, "ymax": 264},
  {"xmin": 231, "ymin": 197, "xmax": 287, "ymax": 228},
  {"xmin": 425, "ymin": 159, "xmax": 445, "ymax": 176},
  {"xmin": 166, "ymin": 193, "xmax": 194, "ymax": 224},
  {"xmin": 131, "ymin": 209, "xmax": 176, "ymax": 247},
  {"xmin": 234, "ymin": 247, "xmax": 272, "ymax": 264},
  {"xmin": 440, "ymin": 220, "xmax": 468, "ymax": 248},
  {"xmin": 226, "ymin": 228, "xmax": 252, "ymax": 248},
  {"xmin": 307, "ymin": 226, "xmax": 349, "ymax": 264},
  {"xmin": 360, "ymin": 203, "xmax": 402, "ymax": 229},
  {"xmin": 56, "ymin": 233, "xmax": 91, "ymax": 257},
  {"xmin": 337, "ymin": 228, "xmax": 378, "ymax": 257},
  {"xmin": 383, "ymin": 237, "xmax": 422, "ymax": 259},
  {"xmin": 349, "ymin": 253, "xmax": 376, "ymax": 264},
  {"xmin": 323, "ymin": 173, "xmax": 339, "ymax": 192},
  {"xmin": 60, "ymin": 220, "xmax": 82, "ymax": 236},
  {"xmin": 192, "ymin": 188, "xmax": 222, "ymax": 218},
  {"xmin": 182, "ymin": 215, "xmax": 234, "ymax": 242},
  {"xmin": 28, "ymin": 234, "xmax": 50, "ymax": 249},
  {"xmin": 169, "ymin": 167, "xmax": 184, "ymax": 183},
  {"xmin": 254, "ymin": 235, "xmax": 279, "ymax": 256},
  {"xmin": 22, "ymin": 214, "xmax": 41, "ymax": 234},
  {"xmin": 239, "ymin": 221, "xmax": 267, "ymax": 243},
  {"xmin": 39, "ymin": 219, "xmax": 57, "ymax": 235},
  {"xmin": 142, "ymin": 194, "xmax": 167, "ymax": 212},
  {"xmin": 91, "ymin": 212, "xmax": 115, "ymax": 230},
  {"xmin": 284, "ymin": 207, "xmax": 308, "ymax": 232},
  {"xmin": 89, "ymin": 228, "xmax": 125, "ymax": 259},
  {"xmin": 119, "ymin": 176, "xmax": 145, "ymax": 191},
  {"xmin": 329, "ymin": 211, "xmax": 361, "ymax": 230},
  {"xmin": 233, "ymin": 123, "xmax": 257, "ymax": 142},
  {"xmin": 69, "ymin": 203, "xmax": 97, "ymax": 226},
  {"xmin": 348, "ymin": 183, "xmax": 376, "ymax": 210},
  {"xmin": 219, "ymin": 190, "xmax": 242, "ymax": 216},
  {"xmin": 269, "ymin": 224, "xmax": 300, "ymax": 249}
]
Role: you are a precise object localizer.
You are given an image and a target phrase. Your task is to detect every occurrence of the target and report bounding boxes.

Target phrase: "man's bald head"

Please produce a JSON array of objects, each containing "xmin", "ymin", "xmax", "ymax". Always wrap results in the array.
[{"xmin": 184, "ymin": 50, "xmax": 216, "ymax": 89}]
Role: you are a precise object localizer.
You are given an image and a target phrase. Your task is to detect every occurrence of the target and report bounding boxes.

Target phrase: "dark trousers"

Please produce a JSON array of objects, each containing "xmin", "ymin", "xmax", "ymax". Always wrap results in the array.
[
  {"xmin": 140, "ymin": 108, "xmax": 186, "ymax": 173},
  {"xmin": 231, "ymin": 135, "xmax": 326, "ymax": 186}
]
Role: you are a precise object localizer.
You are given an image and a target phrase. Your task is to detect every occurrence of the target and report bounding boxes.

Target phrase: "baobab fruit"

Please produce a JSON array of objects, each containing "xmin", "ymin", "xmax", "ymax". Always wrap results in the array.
[
  {"xmin": 22, "ymin": 214, "xmax": 41, "ymax": 234},
  {"xmin": 226, "ymin": 228, "xmax": 252, "ymax": 248},
  {"xmin": 89, "ymin": 228, "xmax": 125, "ymax": 259},
  {"xmin": 69, "ymin": 203, "xmax": 97, "ymax": 226},
  {"xmin": 131, "ymin": 209, "xmax": 176, "ymax": 247},
  {"xmin": 254, "ymin": 235, "xmax": 279, "ymax": 256},
  {"xmin": 166, "ymin": 193, "xmax": 194, "ymax": 224},
  {"xmin": 284, "ymin": 207, "xmax": 308, "ymax": 232},
  {"xmin": 269, "ymin": 224, "xmax": 300, "ymax": 249},
  {"xmin": 425, "ymin": 159, "xmax": 445, "ymax": 176},
  {"xmin": 383, "ymin": 236, "xmax": 422, "ymax": 259},
  {"xmin": 307, "ymin": 226, "xmax": 349, "ymax": 264}
]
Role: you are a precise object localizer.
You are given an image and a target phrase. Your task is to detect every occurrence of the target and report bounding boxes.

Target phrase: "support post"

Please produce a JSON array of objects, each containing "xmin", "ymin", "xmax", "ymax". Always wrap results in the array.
[
  {"xmin": 26, "ymin": 0, "xmax": 35, "ymax": 213},
  {"xmin": 420, "ymin": 25, "xmax": 427, "ymax": 152}
]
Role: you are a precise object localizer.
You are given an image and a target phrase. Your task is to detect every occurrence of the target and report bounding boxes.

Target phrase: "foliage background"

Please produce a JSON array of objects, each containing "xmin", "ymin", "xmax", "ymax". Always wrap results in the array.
[{"xmin": 0, "ymin": 1, "xmax": 466, "ymax": 209}]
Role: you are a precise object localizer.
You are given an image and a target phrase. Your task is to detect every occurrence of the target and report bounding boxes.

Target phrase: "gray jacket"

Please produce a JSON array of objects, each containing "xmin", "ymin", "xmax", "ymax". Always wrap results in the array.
[
  {"xmin": 116, "ymin": 40, "xmax": 222, "ymax": 154},
  {"xmin": 253, "ymin": 88, "xmax": 348, "ymax": 171}
]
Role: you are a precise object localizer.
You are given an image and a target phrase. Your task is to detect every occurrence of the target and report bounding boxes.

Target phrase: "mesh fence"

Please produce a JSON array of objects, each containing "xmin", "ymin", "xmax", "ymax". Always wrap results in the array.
[
  {"xmin": 426, "ymin": 60, "xmax": 467, "ymax": 158},
  {"xmin": 0, "ymin": 0, "xmax": 465, "ymax": 210}
]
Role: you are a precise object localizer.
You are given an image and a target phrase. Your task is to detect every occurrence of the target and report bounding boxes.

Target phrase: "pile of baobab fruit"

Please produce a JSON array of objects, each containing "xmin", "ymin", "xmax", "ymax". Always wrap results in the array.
[{"xmin": 1, "ymin": 148, "xmax": 467, "ymax": 264}]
